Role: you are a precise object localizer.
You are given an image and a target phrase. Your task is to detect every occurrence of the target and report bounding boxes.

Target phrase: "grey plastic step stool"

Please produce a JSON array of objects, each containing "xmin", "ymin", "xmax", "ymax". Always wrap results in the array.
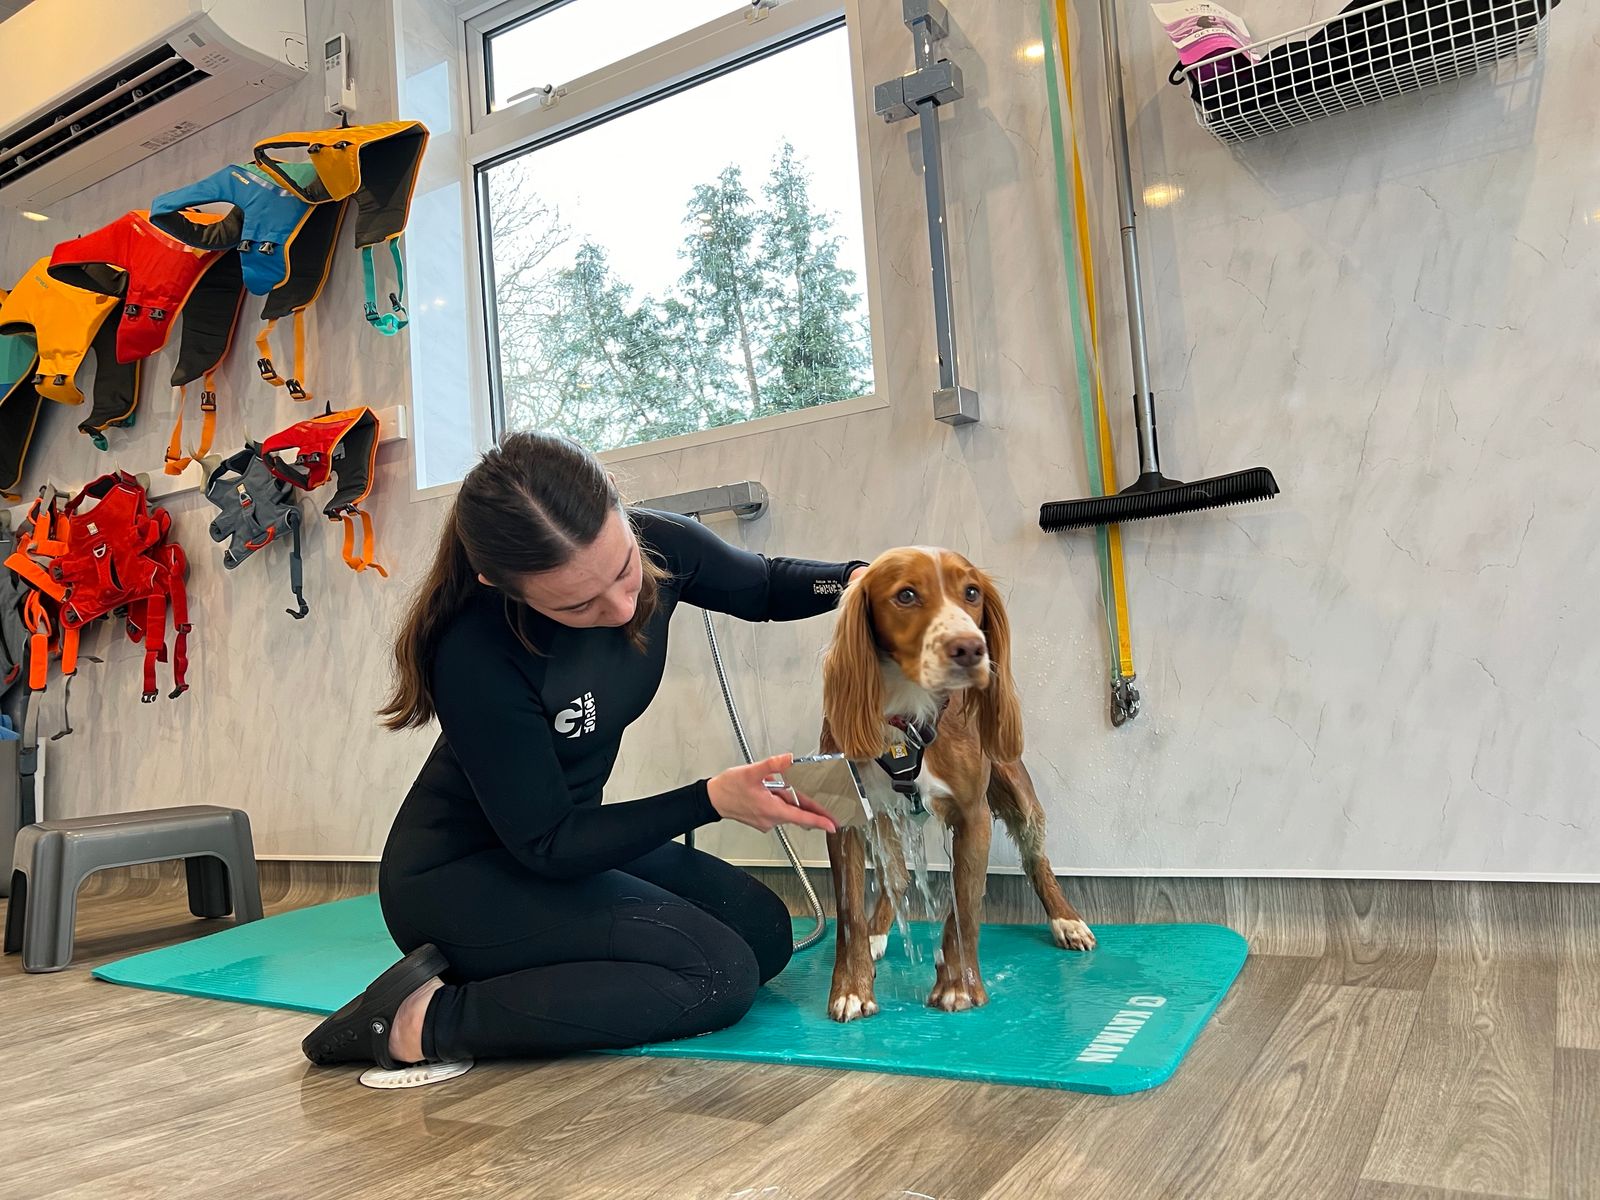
[{"xmin": 4, "ymin": 805, "xmax": 264, "ymax": 973}]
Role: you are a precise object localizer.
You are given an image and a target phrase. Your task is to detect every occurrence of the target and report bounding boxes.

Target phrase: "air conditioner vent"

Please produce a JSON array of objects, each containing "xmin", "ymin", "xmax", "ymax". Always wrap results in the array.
[{"xmin": 0, "ymin": 43, "xmax": 210, "ymax": 190}]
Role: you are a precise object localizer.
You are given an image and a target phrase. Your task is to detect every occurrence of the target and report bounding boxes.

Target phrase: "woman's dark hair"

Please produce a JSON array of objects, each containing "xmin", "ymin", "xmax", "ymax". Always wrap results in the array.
[{"xmin": 381, "ymin": 431, "xmax": 666, "ymax": 730}]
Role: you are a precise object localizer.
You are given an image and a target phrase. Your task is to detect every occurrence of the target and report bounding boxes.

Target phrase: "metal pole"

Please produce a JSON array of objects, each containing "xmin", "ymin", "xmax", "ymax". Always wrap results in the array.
[
  {"xmin": 917, "ymin": 101, "xmax": 959, "ymax": 395},
  {"xmin": 874, "ymin": 0, "xmax": 979, "ymax": 425},
  {"xmin": 1099, "ymin": 0, "xmax": 1161, "ymax": 476}
]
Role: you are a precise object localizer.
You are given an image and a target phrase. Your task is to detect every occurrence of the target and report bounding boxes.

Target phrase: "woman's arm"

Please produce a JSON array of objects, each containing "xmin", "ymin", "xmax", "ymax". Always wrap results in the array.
[
  {"xmin": 433, "ymin": 639, "xmax": 719, "ymax": 880},
  {"xmin": 643, "ymin": 510, "xmax": 867, "ymax": 622}
]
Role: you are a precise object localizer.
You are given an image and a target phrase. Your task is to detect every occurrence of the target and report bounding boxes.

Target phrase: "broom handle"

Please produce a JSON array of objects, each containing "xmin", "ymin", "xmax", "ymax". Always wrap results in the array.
[{"xmin": 1099, "ymin": 0, "xmax": 1161, "ymax": 476}]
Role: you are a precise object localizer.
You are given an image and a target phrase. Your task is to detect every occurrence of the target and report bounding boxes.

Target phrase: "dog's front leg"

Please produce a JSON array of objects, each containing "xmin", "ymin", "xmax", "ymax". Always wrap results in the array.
[
  {"xmin": 929, "ymin": 800, "xmax": 991, "ymax": 1012},
  {"xmin": 825, "ymin": 825, "xmax": 878, "ymax": 1021}
]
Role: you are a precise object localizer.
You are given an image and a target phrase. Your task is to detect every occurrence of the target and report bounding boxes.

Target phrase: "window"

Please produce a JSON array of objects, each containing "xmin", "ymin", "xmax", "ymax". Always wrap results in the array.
[
  {"xmin": 484, "ymin": 0, "xmax": 740, "ymax": 112},
  {"xmin": 470, "ymin": 1, "xmax": 875, "ymax": 455}
]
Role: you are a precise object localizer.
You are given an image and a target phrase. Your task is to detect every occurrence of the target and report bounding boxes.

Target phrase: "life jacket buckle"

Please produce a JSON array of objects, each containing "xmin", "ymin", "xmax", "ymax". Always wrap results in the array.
[{"xmin": 123, "ymin": 303, "xmax": 141, "ymax": 319}]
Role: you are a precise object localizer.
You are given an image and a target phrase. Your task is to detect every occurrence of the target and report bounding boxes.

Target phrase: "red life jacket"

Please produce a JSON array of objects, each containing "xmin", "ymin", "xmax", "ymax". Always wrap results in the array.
[
  {"xmin": 4, "ymin": 472, "xmax": 191, "ymax": 704},
  {"xmin": 47, "ymin": 212, "xmax": 222, "ymax": 364},
  {"xmin": 260, "ymin": 406, "xmax": 386, "ymax": 577}
]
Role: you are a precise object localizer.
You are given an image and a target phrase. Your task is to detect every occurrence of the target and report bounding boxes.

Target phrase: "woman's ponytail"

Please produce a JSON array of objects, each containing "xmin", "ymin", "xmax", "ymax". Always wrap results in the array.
[{"xmin": 380, "ymin": 503, "xmax": 478, "ymax": 730}]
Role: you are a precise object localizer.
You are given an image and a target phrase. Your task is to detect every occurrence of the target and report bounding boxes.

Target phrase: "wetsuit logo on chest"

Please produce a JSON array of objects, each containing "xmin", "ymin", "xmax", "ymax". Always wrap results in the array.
[{"xmin": 554, "ymin": 692, "xmax": 597, "ymax": 739}]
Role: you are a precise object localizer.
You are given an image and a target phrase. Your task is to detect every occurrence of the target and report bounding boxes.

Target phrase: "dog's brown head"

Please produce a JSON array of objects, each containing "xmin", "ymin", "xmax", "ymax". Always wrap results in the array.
[{"xmin": 823, "ymin": 547, "xmax": 1021, "ymax": 764}]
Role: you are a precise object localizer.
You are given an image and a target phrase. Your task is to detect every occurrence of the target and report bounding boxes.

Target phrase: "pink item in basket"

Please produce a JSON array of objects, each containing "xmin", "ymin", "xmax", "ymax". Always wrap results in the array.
[{"xmin": 1151, "ymin": 1, "xmax": 1259, "ymax": 81}]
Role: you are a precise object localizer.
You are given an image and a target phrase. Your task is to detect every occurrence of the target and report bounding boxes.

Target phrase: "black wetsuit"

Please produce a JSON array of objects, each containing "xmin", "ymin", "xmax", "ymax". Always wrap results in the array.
[{"xmin": 379, "ymin": 510, "xmax": 860, "ymax": 1061}]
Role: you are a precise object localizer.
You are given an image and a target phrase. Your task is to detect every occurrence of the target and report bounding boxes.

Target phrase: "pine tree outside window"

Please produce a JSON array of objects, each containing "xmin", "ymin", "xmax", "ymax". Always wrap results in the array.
[{"xmin": 467, "ymin": 1, "xmax": 877, "ymax": 454}]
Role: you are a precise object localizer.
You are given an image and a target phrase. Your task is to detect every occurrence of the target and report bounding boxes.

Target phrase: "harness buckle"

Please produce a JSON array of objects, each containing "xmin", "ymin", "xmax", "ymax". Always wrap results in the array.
[
  {"xmin": 239, "ymin": 239, "xmax": 254, "ymax": 253},
  {"xmin": 123, "ymin": 303, "xmax": 141, "ymax": 319},
  {"xmin": 200, "ymin": 391, "xmax": 217, "ymax": 411},
  {"xmin": 258, "ymin": 242, "xmax": 277, "ymax": 255},
  {"xmin": 31, "ymin": 373, "xmax": 43, "ymax": 386},
  {"xmin": 141, "ymin": 690, "xmax": 158, "ymax": 704},
  {"xmin": 52, "ymin": 374, "xmax": 66, "ymax": 387},
  {"xmin": 256, "ymin": 357, "xmax": 280, "ymax": 383},
  {"xmin": 285, "ymin": 378, "xmax": 308, "ymax": 401},
  {"xmin": 149, "ymin": 308, "xmax": 167, "ymax": 321}
]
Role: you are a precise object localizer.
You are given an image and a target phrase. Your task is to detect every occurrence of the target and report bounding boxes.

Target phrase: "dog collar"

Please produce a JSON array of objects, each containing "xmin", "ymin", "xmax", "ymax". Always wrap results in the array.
[{"xmin": 876, "ymin": 698, "xmax": 950, "ymax": 816}]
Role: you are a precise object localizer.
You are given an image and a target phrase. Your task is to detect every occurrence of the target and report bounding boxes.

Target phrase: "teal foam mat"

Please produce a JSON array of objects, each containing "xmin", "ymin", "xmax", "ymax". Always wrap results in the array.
[{"xmin": 94, "ymin": 894, "xmax": 1247, "ymax": 1094}]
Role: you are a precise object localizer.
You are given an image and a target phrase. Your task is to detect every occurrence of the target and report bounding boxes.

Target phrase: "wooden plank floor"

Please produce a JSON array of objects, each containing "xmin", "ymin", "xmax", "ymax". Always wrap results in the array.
[{"xmin": 2, "ymin": 871, "xmax": 1596, "ymax": 1200}]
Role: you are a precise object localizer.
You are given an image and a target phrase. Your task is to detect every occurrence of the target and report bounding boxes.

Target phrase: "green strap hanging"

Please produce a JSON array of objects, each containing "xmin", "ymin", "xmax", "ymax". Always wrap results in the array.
[{"xmin": 362, "ymin": 240, "xmax": 408, "ymax": 336}]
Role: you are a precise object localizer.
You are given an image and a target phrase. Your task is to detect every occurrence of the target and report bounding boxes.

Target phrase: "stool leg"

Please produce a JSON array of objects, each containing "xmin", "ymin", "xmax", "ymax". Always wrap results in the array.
[
  {"xmin": 3, "ymin": 870, "xmax": 24, "ymax": 954},
  {"xmin": 24, "ymin": 844, "xmax": 75, "ymax": 973},
  {"xmin": 224, "ymin": 811, "xmax": 264, "ymax": 924},
  {"xmin": 186, "ymin": 855, "xmax": 233, "ymax": 919}
]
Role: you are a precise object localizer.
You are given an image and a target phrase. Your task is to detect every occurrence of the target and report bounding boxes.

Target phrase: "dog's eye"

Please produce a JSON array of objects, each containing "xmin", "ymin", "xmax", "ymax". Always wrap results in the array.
[
  {"xmin": 964, "ymin": 585, "xmax": 981, "ymax": 604},
  {"xmin": 894, "ymin": 587, "xmax": 918, "ymax": 606}
]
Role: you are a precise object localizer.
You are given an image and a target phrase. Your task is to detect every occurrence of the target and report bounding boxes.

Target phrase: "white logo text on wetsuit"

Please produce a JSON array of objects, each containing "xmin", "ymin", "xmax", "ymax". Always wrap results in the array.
[{"xmin": 555, "ymin": 692, "xmax": 598, "ymax": 739}]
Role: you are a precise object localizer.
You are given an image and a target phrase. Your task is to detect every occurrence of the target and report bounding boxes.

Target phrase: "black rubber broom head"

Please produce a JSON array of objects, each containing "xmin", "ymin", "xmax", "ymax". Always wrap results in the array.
[{"xmin": 1040, "ymin": 468, "xmax": 1279, "ymax": 531}]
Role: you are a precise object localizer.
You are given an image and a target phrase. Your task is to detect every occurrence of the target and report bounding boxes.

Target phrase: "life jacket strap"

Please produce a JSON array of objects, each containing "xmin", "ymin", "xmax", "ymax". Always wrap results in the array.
[
  {"xmin": 339, "ymin": 506, "xmax": 387, "ymax": 577},
  {"xmin": 362, "ymin": 240, "xmax": 408, "ymax": 336}
]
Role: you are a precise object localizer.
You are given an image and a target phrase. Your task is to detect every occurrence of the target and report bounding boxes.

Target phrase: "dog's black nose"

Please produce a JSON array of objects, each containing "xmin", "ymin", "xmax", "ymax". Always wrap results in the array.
[{"xmin": 948, "ymin": 636, "xmax": 987, "ymax": 666}]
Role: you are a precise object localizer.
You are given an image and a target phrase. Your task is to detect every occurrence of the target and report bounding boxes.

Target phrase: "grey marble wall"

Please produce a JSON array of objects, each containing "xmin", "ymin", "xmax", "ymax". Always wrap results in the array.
[{"xmin": 3, "ymin": 0, "xmax": 1595, "ymax": 876}]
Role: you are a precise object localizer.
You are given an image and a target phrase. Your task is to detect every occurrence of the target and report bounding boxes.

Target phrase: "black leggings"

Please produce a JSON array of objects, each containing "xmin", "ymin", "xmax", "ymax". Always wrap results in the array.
[{"xmin": 378, "ymin": 841, "xmax": 792, "ymax": 1062}]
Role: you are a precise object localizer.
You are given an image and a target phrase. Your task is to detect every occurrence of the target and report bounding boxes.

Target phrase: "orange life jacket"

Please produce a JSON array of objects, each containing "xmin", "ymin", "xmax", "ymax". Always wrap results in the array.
[{"xmin": 260, "ymin": 407, "xmax": 386, "ymax": 577}]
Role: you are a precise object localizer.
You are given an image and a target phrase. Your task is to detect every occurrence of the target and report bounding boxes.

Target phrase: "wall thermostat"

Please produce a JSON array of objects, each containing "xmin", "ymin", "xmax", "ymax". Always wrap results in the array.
[{"xmin": 324, "ymin": 32, "xmax": 355, "ymax": 118}]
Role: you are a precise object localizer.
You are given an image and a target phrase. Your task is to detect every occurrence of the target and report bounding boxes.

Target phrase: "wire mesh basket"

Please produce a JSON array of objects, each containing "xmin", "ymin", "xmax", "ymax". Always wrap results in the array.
[{"xmin": 1174, "ymin": 0, "xmax": 1555, "ymax": 143}]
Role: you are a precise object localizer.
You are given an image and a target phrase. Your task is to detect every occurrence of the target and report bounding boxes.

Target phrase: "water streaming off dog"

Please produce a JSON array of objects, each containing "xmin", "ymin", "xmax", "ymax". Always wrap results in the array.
[{"xmin": 863, "ymin": 798, "xmax": 950, "ymax": 1008}]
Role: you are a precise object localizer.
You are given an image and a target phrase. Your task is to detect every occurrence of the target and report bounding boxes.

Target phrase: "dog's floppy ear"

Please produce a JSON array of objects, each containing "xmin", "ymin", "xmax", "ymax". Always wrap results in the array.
[
  {"xmin": 974, "ymin": 570, "xmax": 1023, "ymax": 763},
  {"xmin": 822, "ymin": 579, "xmax": 886, "ymax": 761}
]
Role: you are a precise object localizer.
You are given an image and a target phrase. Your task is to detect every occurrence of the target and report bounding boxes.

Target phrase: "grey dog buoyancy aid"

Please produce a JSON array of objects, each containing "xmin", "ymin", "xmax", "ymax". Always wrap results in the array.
[
  {"xmin": 205, "ymin": 446, "xmax": 308, "ymax": 619},
  {"xmin": 0, "ymin": 522, "xmax": 34, "ymax": 689}
]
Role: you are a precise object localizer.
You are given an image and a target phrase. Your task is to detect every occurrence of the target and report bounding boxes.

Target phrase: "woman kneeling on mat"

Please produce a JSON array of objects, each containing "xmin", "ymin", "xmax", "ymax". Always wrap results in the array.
[{"xmin": 303, "ymin": 432, "xmax": 858, "ymax": 1075}]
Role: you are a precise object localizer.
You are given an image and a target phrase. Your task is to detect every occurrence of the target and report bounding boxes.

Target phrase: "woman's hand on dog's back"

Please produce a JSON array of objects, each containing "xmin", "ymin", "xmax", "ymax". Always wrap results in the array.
[{"xmin": 708, "ymin": 754, "xmax": 838, "ymax": 835}]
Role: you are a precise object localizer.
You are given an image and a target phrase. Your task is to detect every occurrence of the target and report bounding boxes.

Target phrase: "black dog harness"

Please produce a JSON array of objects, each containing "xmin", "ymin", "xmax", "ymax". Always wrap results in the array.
[{"xmin": 875, "ymin": 701, "xmax": 949, "ymax": 817}]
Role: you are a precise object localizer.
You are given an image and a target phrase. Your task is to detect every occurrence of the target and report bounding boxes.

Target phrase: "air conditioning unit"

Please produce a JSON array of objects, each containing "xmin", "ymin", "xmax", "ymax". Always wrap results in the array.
[{"xmin": 0, "ymin": 0, "xmax": 308, "ymax": 209}]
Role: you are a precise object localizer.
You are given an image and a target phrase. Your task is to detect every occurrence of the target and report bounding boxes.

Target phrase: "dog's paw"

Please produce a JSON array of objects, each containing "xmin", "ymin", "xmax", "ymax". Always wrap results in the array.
[
  {"xmin": 928, "ymin": 974, "xmax": 989, "ymax": 1012},
  {"xmin": 869, "ymin": 933, "xmax": 889, "ymax": 961},
  {"xmin": 828, "ymin": 991, "xmax": 880, "ymax": 1022},
  {"xmin": 1051, "ymin": 918, "xmax": 1096, "ymax": 951}
]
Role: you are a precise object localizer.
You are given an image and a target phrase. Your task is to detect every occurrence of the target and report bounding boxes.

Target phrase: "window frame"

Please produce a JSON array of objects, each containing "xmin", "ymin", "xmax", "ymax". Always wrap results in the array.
[{"xmin": 449, "ymin": 0, "xmax": 887, "ymax": 467}]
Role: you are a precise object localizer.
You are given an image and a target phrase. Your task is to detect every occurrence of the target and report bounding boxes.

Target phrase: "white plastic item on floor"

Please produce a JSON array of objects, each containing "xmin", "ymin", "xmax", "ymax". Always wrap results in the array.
[{"xmin": 358, "ymin": 1058, "xmax": 475, "ymax": 1090}]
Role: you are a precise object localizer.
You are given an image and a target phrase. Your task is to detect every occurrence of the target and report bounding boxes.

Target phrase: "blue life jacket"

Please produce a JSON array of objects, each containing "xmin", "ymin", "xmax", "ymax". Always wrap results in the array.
[{"xmin": 150, "ymin": 163, "xmax": 317, "ymax": 296}]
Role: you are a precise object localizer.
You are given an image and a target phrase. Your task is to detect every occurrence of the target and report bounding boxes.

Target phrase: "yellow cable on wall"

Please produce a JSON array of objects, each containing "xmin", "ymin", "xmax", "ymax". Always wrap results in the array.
[{"xmin": 1045, "ymin": 0, "xmax": 1138, "ymax": 696}]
